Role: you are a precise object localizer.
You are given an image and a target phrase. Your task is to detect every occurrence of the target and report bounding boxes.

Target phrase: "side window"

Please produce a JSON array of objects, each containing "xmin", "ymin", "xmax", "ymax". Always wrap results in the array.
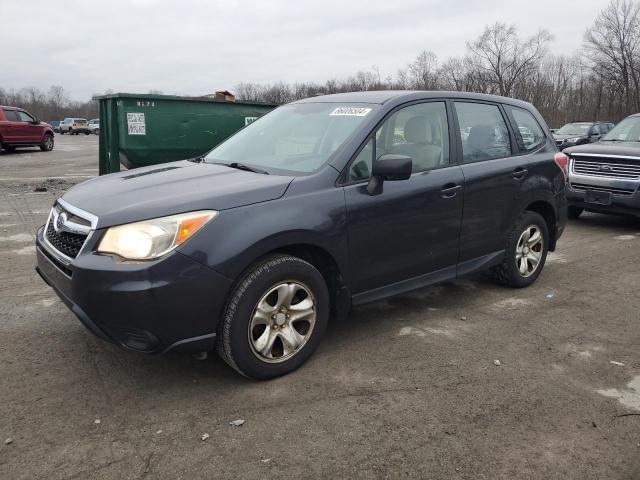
[
  {"xmin": 3, "ymin": 110, "xmax": 19, "ymax": 121},
  {"xmin": 508, "ymin": 106, "xmax": 546, "ymax": 152},
  {"xmin": 348, "ymin": 102, "xmax": 449, "ymax": 181},
  {"xmin": 455, "ymin": 102, "xmax": 511, "ymax": 163},
  {"xmin": 17, "ymin": 111, "xmax": 35, "ymax": 122},
  {"xmin": 591, "ymin": 124, "xmax": 601, "ymax": 135}
]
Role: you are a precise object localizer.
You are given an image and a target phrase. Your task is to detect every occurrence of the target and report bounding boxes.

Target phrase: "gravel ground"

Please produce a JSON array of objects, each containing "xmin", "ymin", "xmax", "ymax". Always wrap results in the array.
[{"xmin": 1, "ymin": 135, "xmax": 639, "ymax": 479}]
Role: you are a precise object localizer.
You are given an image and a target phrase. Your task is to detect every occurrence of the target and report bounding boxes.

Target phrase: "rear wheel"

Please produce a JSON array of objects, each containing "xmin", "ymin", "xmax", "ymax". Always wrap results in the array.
[
  {"xmin": 567, "ymin": 206, "xmax": 583, "ymax": 219},
  {"xmin": 217, "ymin": 254, "xmax": 329, "ymax": 380},
  {"xmin": 69, "ymin": 128, "xmax": 74, "ymax": 135},
  {"xmin": 84, "ymin": 131, "xmax": 90, "ymax": 135},
  {"xmin": 40, "ymin": 134, "xmax": 54, "ymax": 151},
  {"xmin": 492, "ymin": 211, "xmax": 549, "ymax": 288}
]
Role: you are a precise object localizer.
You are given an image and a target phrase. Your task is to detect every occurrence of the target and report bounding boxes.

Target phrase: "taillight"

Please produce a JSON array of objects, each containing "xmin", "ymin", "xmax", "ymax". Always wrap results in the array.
[{"xmin": 554, "ymin": 152, "xmax": 569, "ymax": 181}]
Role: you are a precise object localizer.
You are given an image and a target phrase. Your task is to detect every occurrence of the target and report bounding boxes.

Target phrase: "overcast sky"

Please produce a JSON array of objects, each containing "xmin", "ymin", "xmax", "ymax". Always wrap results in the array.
[{"xmin": 2, "ymin": 0, "xmax": 606, "ymax": 101}]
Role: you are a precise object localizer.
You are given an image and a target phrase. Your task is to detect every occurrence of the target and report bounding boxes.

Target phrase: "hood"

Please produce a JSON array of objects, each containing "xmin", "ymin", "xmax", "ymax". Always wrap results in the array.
[
  {"xmin": 61, "ymin": 161, "xmax": 294, "ymax": 228},
  {"xmin": 564, "ymin": 141, "xmax": 640, "ymax": 158},
  {"xmin": 553, "ymin": 134, "xmax": 587, "ymax": 141}
]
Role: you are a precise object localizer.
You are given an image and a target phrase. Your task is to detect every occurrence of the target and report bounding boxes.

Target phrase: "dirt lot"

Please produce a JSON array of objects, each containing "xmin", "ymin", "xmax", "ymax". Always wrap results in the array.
[{"xmin": 0, "ymin": 134, "xmax": 639, "ymax": 479}]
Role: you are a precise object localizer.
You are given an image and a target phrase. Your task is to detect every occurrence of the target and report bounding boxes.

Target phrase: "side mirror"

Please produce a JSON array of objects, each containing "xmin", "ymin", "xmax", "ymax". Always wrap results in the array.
[
  {"xmin": 31, "ymin": 119, "xmax": 40, "ymax": 125},
  {"xmin": 366, "ymin": 154, "xmax": 412, "ymax": 196}
]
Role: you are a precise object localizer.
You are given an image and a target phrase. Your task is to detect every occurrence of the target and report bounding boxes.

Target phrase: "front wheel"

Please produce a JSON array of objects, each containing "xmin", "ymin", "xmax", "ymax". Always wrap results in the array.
[
  {"xmin": 40, "ymin": 134, "xmax": 54, "ymax": 151},
  {"xmin": 217, "ymin": 254, "xmax": 329, "ymax": 380},
  {"xmin": 491, "ymin": 211, "xmax": 549, "ymax": 288}
]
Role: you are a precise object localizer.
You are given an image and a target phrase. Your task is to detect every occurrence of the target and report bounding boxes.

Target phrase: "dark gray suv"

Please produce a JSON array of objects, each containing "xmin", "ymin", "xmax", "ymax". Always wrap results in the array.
[{"xmin": 35, "ymin": 91, "xmax": 567, "ymax": 379}]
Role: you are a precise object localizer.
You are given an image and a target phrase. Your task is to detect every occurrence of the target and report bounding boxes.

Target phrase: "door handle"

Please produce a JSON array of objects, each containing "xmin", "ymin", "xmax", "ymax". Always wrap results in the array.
[
  {"xmin": 440, "ymin": 183, "xmax": 461, "ymax": 198},
  {"xmin": 513, "ymin": 168, "xmax": 528, "ymax": 180}
]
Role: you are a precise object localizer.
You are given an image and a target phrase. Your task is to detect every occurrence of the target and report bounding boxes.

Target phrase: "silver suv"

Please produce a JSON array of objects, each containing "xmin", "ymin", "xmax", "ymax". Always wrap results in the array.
[
  {"xmin": 60, "ymin": 118, "xmax": 90, "ymax": 135},
  {"xmin": 565, "ymin": 113, "xmax": 640, "ymax": 219}
]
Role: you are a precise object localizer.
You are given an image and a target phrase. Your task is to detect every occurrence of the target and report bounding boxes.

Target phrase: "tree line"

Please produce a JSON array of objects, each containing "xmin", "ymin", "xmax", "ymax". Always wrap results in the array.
[
  {"xmin": 236, "ymin": 0, "xmax": 640, "ymax": 128},
  {"xmin": 0, "ymin": 86, "xmax": 99, "ymax": 123},
  {"xmin": 2, "ymin": 1, "xmax": 638, "ymax": 129}
]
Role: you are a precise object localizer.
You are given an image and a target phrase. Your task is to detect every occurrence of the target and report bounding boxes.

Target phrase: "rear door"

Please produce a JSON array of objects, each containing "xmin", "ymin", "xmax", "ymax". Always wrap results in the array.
[
  {"xmin": 343, "ymin": 100, "xmax": 464, "ymax": 299},
  {"xmin": 1, "ymin": 109, "xmax": 21, "ymax": 143},
  {"xmin": 452, "ymin": 100, "xmax": 530, "ymax": 271}
]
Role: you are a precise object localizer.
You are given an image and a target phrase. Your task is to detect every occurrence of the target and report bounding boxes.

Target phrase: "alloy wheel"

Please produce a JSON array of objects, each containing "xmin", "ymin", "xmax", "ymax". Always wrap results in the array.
[
  {"xmin": 515, "ymin": 225, "xmax": 544, "ymax": 277},
  {"xmin": 248, "ymin": 281, "xmax": 316, "ymax": 363}
]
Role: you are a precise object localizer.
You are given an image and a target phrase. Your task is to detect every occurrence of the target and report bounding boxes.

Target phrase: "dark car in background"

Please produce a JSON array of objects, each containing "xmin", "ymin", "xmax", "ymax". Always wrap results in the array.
[
  {"xmin": 47, "ymin": 120, "xmax": 61, "ymax": 133},
  {"xmin": 0, "ymin": 106, "xmax": 55, "ymax": 152},
  {"xmin": 565, "ymin": 113, "xmax": 640, "ymax": 219},
  {"xmin": 554, "ymin": 121, "xmax": 612, "ymax": 150},
  {"xmin": 35, "ymin": 91, "xmax": 567, "ymax": 379}
]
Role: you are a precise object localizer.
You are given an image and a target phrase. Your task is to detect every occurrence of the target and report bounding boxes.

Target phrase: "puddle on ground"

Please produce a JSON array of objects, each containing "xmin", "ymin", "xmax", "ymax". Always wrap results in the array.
[
  {"xmin": 546, "ymin": 252, "xmax": 568, "ymax": 264},
  {"xmin": 597, "ymin": 375, "xmax": 640, "ymax": 411},
  {"xmin": 490, "ymin": 297, "xmax": 532, "ymax": 310}
]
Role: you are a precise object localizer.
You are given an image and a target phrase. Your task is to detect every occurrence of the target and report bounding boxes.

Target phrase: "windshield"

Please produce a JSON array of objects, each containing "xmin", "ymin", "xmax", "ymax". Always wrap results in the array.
[
  {"xmin": 603, "ymin": 116, "xmax": 640, "ymax": 142},
  {"xmin": 204, "ymin": 103, "xmax": 378, "ymax": 174},
  {"xmin": 555, "ymin": 123, "xmax": 591, "ymax": 136}
]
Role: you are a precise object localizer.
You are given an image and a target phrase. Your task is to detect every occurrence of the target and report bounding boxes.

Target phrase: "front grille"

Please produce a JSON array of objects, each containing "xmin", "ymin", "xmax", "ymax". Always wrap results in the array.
[
  {"xmin": 45, "ymin": 217, "xmax": 88, "ymax": 258},
  {"xmin": 570, "ymin": 182, "xmax": 636, "ymax": 196},
  {"xmin": 572, "ymin": 156, "xmax": 640, "ymax": 179}
]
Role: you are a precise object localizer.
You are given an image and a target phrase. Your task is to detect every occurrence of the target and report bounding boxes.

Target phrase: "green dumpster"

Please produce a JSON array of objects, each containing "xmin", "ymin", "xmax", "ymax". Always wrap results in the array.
[{"xmin": 97, "ymin": 93, "xmax": 276, "ymax": 175}]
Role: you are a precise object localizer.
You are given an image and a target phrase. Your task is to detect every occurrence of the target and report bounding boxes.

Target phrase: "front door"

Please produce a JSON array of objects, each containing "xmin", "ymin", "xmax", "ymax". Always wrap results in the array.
[
  {"xmin": 15, "ymin": 110, "xmax": 40, "ymax": 143},
  {"xmin": 343, "ymin": 101, "xmax": 464, "ymax": 299}
]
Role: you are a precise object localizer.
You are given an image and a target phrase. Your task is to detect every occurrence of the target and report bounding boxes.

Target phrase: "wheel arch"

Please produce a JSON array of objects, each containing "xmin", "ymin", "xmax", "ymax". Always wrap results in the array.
[
  {"xmin": 235, "ymin": 240, "xmax": 351, "ymax": 321},
  {"xmin": 525, "ymin": 200, "xmax": 557, "ymax": 251}
]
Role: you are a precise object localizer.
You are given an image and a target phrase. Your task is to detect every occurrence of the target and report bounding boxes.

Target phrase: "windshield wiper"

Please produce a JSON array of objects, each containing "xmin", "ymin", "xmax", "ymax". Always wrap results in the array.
[{"xmin": 216, "ymin": 162, "xmax": 269, "ymax": 174}]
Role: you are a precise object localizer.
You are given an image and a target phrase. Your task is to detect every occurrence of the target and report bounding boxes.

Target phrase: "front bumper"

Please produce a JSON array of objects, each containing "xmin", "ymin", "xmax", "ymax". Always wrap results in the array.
[
  {"xmin": 567, "ymin": 174, "xmax": 640, "ymax": 217},
  {"xmin": 35, "ymin": 226, "xmax": 232, "ymax": 353}
]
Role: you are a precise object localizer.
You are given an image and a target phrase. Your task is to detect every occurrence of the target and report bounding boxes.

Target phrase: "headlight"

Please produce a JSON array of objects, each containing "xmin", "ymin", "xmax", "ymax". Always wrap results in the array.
[
  {"xmin": 567, "ymin": 137, "xmax": 582, "ymax": 143},
  {"xmin": 97, "ymin": 210, "xmax": 217, "ymax": 260}
]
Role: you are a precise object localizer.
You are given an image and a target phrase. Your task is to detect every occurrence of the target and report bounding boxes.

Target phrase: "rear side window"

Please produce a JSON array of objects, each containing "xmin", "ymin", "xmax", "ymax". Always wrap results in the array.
[
  {"xmin": 508, "ymin": 107, "xmax": 546, "ymax": 152},
  {"xmin": 455, "ymin": 102, "xmax": 511, "ymax": 163},
  {"xmin": 3, "ymin": 110, "xmax": 19, "ymax": 121}
]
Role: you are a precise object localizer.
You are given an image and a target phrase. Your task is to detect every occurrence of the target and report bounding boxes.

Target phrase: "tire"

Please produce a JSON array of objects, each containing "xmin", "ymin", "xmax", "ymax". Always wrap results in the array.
[
  {"xmin": 217, "ymin": 254, "xmax": 330, "ymax": 380},
  {"xmin": 84, "ymin": 131, "xmax": 90, "ymax": 135},
  {"xmin": 567, "ymin": 206, "xmax": 583, "ymax": 219},
  {"xmin": 40, "ymin": 134, "xmax": 54, "ymax": 152},
  {"xmin": 2, "ymin": 145, "xmax": 15, "ymax": 152},
  {"xmin": 491, "ymin": 211, "xmax": 549, "ymax": 288},
  {"xmin": 69, "ymin": 128, "xmax": 73, "ymax": 135}
]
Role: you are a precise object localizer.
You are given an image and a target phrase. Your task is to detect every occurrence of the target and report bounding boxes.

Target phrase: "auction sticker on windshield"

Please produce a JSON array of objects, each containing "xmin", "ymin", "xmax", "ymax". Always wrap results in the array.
[
  {"xmin": 330, "ymin": 107, "xmax": 372, "ymax": 116},
  {"xmin": 127, "ymin": 113, "xmax": 146, "ymax": 135}
]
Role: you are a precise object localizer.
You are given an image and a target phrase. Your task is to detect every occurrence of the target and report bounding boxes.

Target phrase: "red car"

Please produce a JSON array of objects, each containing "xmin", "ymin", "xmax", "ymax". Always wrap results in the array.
[{"xmin": 0, "ymin": 106, "xmax": 54, "ymax": 152}]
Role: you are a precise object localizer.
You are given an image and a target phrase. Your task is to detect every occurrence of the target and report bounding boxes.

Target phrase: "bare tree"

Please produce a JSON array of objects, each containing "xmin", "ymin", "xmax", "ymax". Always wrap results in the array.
[
  {"xmin": 585, "ymin": 0, "xmax": 640, "ymax": 113},
  {"xmin": 467, "ymin": 23, "xmax": 552, "ymax": 97}
]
